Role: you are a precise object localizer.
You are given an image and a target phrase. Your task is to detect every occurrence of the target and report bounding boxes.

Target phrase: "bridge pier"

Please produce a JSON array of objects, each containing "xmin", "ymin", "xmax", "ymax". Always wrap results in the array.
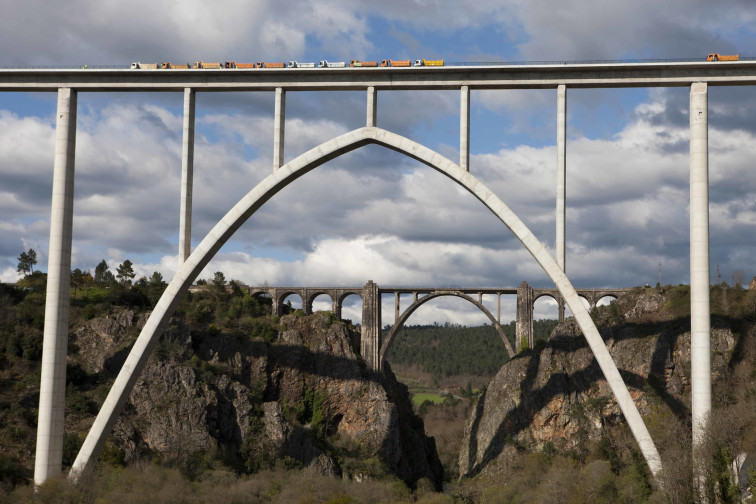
[
  {"xmin": 178, "ymin": 88, "xmax": 195, "ymax": 263},
  {"xmin": 460, "ymin": 85, "xmax": 470, "ymax": 171},
  {"xmin": 690, "ymin": 82, "xmax": 711, "ymax": 446},
  {"xmin": 516, "ymin": 281, "xmax": 534, "ymax": 350},
  {"xmin": 35, "ymin": 88, "xmax": 77, "ymax": 485},
  {"xmin": 361, "ymin": 281, "xmax": 381, "ymax": 370},
  {"xmin": 273, "ymin": 87, "xmax": 285, "ymax": 170},
  {"xmin": 556, "ymin": 84, "xmax": 567, "ymax": 272},
  {"xmin": 366, "ymin": 86, "xmax": 377, "ymax": 127}
]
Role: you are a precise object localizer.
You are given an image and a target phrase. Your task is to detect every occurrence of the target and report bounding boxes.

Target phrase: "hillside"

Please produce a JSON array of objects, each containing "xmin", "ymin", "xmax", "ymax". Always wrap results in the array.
[
  {"xmin": 0, "ymin": 281, "xmax": 443, "ymax": 498},
  {"xmin": 457, "ymin": 284, "xmax": 756, "ymax": 503}
]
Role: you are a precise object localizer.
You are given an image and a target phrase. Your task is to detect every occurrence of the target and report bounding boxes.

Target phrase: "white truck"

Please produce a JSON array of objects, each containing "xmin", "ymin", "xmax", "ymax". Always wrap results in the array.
[{"xmin": 318, "ymin": 60, "xmax": 346, "ymax": 68}]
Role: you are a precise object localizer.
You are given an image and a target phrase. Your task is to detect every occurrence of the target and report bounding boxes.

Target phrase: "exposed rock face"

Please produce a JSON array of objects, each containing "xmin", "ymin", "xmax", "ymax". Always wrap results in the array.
[
  {"xmin": 459, "ymin": 289, "xmax": 737, "ymax": 478},
  {"xmin": 71, "ymin": 310, "xmax": 149, "ymax": 374},
  {"xmin": 69, "ymin": 311, "xmax": 442, "ymax": 488}
]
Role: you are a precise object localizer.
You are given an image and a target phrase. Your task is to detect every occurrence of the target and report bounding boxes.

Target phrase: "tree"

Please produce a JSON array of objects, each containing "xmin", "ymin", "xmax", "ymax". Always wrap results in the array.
[
  {"xmin": 212, "ymin": 271, "xmax": 226, "ymax": 288},
  {"xmin": 71, "ymin": 268, "xmax": 85, "ymax": 299},
  {"xmin": 94, "ymin": 260, "xmax": 110, "ymax": 285},
  {"xmin": 17, "ymin": 248, "xmax": 38, "ymax": 277},
  {"xmin": 146, "ymin": 271, "xmax": 167, "ymax": 306},
  {"xmin": 116, "ymin": 260, "xmax": 136, "ymax": 286}
]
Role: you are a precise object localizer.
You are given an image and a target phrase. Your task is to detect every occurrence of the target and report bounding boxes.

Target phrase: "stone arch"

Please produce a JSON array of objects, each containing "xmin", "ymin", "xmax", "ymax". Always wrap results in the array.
[
  {"xmin": 307, "ymin": 291, "xmax": 334, "ymax": 313},
  {"xmin": 69, "ymin": 126, "xmax": 661, "ymax": 481},
  {"xmin": 596, "ymin": 294, "xmax": 619, "ymax": 307},
  {"xmin": 337, "ymin": 290, "xmax": 363, "ymax": 306},
  {"xmin": 381, "ymin": 292, "xmax": 515, "ymax": 364},
  {"xmin": 533, "ymin": 292, "xmax": 559, "ymax": 305},
  {"xmin": 278, "ymin": 291, "xmax": 304, "ymax": 314}
]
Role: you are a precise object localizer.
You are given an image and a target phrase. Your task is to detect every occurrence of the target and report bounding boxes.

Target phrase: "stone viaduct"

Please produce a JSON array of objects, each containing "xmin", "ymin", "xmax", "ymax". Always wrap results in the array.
[
  {"xmin": 4, "ymin": 59, "xmax": 755, "ymax": 485},
  {"xmin": 241, "ymin": 281, "xmax": 629, "ymax": 368}
]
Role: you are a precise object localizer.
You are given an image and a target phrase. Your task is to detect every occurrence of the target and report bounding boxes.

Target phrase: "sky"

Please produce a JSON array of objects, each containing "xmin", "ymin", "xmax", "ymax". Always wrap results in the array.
[{"xmin": 1, "ymin": 0, "xmax": 756, "ymax": 327}]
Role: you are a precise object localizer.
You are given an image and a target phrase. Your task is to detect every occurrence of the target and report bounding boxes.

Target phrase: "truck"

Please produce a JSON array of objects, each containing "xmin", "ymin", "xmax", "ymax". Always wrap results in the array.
[
  {"xmin": 414, "ymin": 59, "xmax": 444, "ymax": 66},
  {"xmin": 130, "ymin": 62, "xmax": 160, "ymax": 69},
  {"xmin": 707, "ymin": 53, "xmax": 739, "ymax": 61},
  {"xmin": 350, "ymin": 60, "xmax": 378, "ymax": 67},
  {"xmin": 257, "ymin": 62, "xmax": 286, "ymax": 68},
  {"xmin": 288, "ymin": 61, "xmax": 316, "ymax": 68},
  {"xmin": 318, "ymin": 60, "xmax": 346, "ymax": 68},
  {"xmin": 381, "ymin": 59, "xmax": 411, "ymax": 67}
]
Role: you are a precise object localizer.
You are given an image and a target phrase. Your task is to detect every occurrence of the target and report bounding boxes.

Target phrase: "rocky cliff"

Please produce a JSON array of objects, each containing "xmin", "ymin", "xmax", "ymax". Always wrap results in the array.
[
  {"xmin": 459, "ymin": 287, "xmax": 748, "ymax": 478},
  {"xmin": 69, "ymin": 310, "xmax": 443, "ymax": 489}
]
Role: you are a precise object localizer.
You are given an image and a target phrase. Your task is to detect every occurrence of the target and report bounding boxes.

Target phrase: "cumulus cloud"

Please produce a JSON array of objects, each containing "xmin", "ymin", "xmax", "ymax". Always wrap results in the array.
[{"xmin": 3, "ymin": 1, "xmax": 756, "ymax": 328}]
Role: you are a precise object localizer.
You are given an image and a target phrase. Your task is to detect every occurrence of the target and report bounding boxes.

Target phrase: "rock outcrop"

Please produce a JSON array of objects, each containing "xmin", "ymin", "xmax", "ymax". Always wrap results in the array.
[
  {"xmin": 459, "ymin": 288, "xmax": 738, "ymax": 477},
  {"xmin": 69, "ymin": 311, "xmax": 442, "ymax": 489}
]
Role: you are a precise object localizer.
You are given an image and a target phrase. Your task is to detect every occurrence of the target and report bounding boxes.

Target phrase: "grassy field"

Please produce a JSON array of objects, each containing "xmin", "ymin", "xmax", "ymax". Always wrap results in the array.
[{"xmin": 410, "ymin": 392, "xmax": 446, "ymax": 406}]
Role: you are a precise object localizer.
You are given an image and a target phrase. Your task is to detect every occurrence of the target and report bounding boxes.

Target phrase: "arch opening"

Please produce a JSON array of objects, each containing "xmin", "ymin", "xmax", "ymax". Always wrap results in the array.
[
  {"xmin": 532, "ymin": 296, "xmax": 560, "ymax": 346},
  {"xmin": 386, "ymin": 295, "xmax": 511, "ymax": 385},
  {"xmin": 596, "ymin": 295, "xmax": 617, "ymax": 307},
  {"xmin": 309, "ymin": 293, "xmax": 334, "ymax": 313},
  {"xmin": 339, "ymin": 292, "xmax": 363, "ymax": 327},
  {"xmin": 280, "ymin": 292, "xmax": 303, "ymax": 314},
  {"xmin": 381, "ymin": 292, "xmax": 516, "ymax": 365},
  {"xmin": 69, "ymin": 126, "xmax": 662, "ymax": 482}
]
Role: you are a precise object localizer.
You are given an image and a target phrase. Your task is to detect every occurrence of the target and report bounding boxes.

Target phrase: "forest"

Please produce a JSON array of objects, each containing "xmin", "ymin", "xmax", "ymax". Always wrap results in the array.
[{"xmin": 387, "ymin": 319, "xmax": 559, "ymax": 378}]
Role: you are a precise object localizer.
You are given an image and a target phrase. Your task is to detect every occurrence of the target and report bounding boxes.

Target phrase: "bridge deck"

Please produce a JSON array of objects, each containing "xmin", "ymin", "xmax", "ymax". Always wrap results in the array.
[{"xmin": 2, "ymin": 61, "xmax": 756, "ymax": 92}]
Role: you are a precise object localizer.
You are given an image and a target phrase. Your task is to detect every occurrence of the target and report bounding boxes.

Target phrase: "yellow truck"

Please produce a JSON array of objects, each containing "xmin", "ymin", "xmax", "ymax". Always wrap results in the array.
[{"xmin": 707, "ymin": 53, "xmax": 739, "ymax": 61}]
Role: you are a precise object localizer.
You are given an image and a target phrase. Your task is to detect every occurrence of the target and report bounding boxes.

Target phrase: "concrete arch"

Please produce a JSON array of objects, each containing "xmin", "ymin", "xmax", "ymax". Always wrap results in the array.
[
  {"xmin": 69, "ymin": 126, "xmax": 661, "ymax": 481},
  {"xmin": 381, "ymin": 292, "xmax": 515, "ymax": 362}
]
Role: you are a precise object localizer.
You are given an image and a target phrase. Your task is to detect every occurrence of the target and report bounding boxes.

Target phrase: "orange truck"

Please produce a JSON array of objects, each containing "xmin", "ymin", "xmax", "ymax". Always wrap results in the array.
[
  {"xmin": 257, "ymin": 62, "xmax": 286, "ymax": 68},
  {"xmin": 380, "ymin": 59, "xmax": 411, "ymax": 67},
  {"xmin": 350, "ymin": 60, "xmax": 378, "ymax": 67},
  {"xmin": 707, "ymin": 53, "xmax": 739, "ymax": 61}
]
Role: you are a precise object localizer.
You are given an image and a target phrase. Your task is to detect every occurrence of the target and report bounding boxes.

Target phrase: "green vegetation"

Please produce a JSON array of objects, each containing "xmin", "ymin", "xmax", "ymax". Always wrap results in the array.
[
  {"xmin": 387, "ymin": 319, "xmax": 558, "ymax": 377},
  {"xmin": 3, "ymin": 267, "xmax": 756, "ymax": 502}
]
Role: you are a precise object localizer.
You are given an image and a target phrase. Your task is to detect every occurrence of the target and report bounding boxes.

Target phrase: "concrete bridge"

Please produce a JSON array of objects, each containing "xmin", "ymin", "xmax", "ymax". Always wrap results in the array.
[
  {"xmin": 243, "ymin": 281, "xmax": 630, "ymax": 369},
  {"xmin": 6, "ymin": 60, "xmax": 747, "ymax": 483}
]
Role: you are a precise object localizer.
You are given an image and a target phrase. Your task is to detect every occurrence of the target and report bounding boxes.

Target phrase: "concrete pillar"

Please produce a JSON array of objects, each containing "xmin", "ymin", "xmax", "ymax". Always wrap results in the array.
[
  {"xmin": 35, "ymin": 88, "xmax": 77, "ymax": 486},
  {"xmin": 367, "ymin": 86, "xmax": 377, "ymax": 127},
  {"xmin": 556, "ymin": 84, "xmax": 567, "ymax": 271},
  {"xmin": 497, "ymin": 293, "xmax": 501, "ymax": 324},
  {"xmin": 179, "ymin": 88, "xmax": 196, "ymax": 263},
  {"xmin": 360, "ymin": 281, "xmax": 381, "ymax": 370},
  {"xmin": 460, "ymin": 85, "xmax": 470, "ymax": 171},
  {"xmin": 558, "ymin": 297, "xmax": 565, "ymax": 323},
  {"xmin": 413, "ymin": 291, "xmax": 418, "ymax": 303},
  {"xmin": 394, "ymin": 292, "xmax": 400, "ymax": 323},
  {"xmin": 332, "ymin": 298, "xmax": 341, "ymax": 318},
  {"xmin": 273, "ymin": 88, "xmax": 285, "ymax": 170},
  {"xmin": 478, "ymin": 292, "xmax": 482, "ymax": 304},
  {"xmin": 515, "ymin": 281, "xmax": 533, "ymax": 351},
  {"xmin": 690, "ymin": 82, "xmax": 711, "ymax": 445}
]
